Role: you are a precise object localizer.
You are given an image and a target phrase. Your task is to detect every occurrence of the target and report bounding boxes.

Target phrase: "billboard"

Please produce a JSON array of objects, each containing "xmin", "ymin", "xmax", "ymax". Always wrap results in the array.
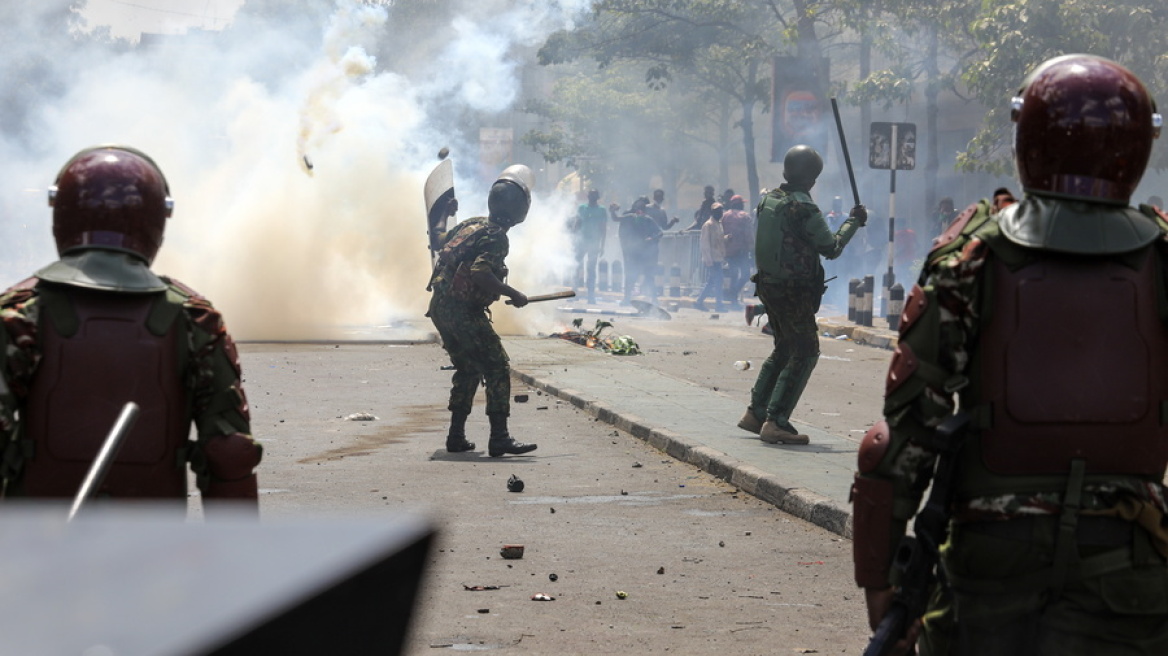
[{"xmin": 771, "ymin": 56, "xmax": 830, "ymax": 163}]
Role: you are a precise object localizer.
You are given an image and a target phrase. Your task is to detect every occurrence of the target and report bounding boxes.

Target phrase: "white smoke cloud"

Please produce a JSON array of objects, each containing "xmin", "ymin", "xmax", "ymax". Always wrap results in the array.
[{"xmin": 0, "ymin": 0, "xmax": 590, "ymax": 340}]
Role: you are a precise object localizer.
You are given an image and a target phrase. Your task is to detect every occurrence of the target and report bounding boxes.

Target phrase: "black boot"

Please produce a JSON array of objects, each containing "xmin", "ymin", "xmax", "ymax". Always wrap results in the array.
[
  {"xmin": 488, "ymin": 413, "xmax": 537, "ymax": 457},
  {"xmin": 445, "ymin": 411, "xmax": 475, "ymax": 453}
]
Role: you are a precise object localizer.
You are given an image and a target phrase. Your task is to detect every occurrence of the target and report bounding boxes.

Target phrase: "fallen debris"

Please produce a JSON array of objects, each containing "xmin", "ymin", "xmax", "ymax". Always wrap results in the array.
[
  {"xmin": 344, "ymin": 413, "xmax": 378, "ymax": 421},
  {"xmin": 500, "ymin": 545, "xmax": 525, "ymax": 559},
  {"xmin": 531, "ymin": 593, "xmax": 555, "ymax": 601},
  {"xmin": 462, "ymin": 585, "xmax": 505, "ymax": 591},
  {"xmin": 550, "ymin": 319, "xmax": 641, "ymax": 355},
  {"xmin": 507, "ymin": 474, "xmax": 525, "ymax": 493}
]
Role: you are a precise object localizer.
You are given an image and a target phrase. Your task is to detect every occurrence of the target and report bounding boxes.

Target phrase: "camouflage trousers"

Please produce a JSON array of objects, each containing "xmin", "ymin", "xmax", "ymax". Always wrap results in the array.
[
  {"xmin": 748, "ymin": 280, "xmax": 821, "ymax": 428},
  {"xmin": 428, "ymin": 294, "xmax": 510, "ymax": 416},
  {"xmin": 919, "ymin": 516, "xmax": 1168, "ymax": 655}
]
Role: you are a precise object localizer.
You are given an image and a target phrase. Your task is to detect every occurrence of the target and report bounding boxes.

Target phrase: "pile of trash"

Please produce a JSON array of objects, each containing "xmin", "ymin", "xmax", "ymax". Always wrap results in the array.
[{"xmin": 550, "ymin": 319, "xmax": 641, "ymax": 356}]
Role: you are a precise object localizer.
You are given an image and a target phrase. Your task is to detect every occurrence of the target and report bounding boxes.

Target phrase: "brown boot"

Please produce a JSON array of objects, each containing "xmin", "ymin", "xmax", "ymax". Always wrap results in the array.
[
  {"xmin": 759, "ymin": 419, "xmax": 809, "ymax": 445},
  {"xmin": 737, "ymin": 409, "xmax": 763, "ymax": 434}
]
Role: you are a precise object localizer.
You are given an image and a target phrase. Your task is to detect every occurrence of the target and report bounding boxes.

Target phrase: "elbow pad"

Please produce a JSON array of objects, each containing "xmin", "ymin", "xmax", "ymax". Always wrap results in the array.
[{"xmin": 852, "ymin": 421, "xmax": 895, "ymax": 588}]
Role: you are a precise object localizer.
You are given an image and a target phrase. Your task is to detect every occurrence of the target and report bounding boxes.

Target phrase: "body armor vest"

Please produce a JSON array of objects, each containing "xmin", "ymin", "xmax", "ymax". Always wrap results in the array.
[
  {"xmin": 17, "ymin": 285, "xmax": 189, "ymax": 498},
  {"xmin": 975, "ymin": 247, "xmax": 1168, "ymax": 479}
]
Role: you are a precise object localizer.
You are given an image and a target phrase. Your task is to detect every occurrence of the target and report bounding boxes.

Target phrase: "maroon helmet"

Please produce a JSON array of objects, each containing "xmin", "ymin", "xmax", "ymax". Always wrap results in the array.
[
  {"xmin": 48, "ymin": 146, "xmax": 173, "ymax": 263},
  {"xmin": 1013, "ymin": 54, "xmax": 1162, "ymax": 205}
]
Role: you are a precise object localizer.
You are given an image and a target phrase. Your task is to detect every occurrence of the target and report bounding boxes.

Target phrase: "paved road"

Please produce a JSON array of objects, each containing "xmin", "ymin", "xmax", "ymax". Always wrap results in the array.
[{"xmin": 235, "ymin": 305, "xmax": 894, "ymax": 654}]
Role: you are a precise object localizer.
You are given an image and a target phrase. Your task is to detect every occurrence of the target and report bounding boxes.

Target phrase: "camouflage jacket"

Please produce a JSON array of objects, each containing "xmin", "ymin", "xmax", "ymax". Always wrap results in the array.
[
  {"xmin": 868, "ymin": 200, "xmax": 1168, "ymax": 552},
  {"xmin": 754, "ymin": 184, "xmax": 859, "ymax": 283},
  {"xmin": 429, "ymin": 217, "xmax": 509, "ymax": 307},
  {"xmin": 0, "ymin": 275, "xmax": 257, "ymax": 487}
]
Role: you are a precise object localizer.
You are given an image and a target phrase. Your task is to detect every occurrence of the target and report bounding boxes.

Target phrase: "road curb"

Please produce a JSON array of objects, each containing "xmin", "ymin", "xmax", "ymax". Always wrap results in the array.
[{"xmin": 512, "ymin": 368, "xmax": 854, "ymax": 539}]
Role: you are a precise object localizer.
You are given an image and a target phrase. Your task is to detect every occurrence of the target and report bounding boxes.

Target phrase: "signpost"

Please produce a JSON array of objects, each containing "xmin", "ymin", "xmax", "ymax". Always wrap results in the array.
[{"xmin": 868, "ymin": 121, "xmax": 916, "ymax": 319}]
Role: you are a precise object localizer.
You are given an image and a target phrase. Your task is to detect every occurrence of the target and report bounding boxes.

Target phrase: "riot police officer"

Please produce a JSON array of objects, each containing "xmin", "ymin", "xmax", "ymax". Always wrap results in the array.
[
  {"xmin": 428, "ymin": 166, "xmax": 537, "ymax": 457},
  {"xmin": 738, "ymin": 145, "xmax": 866, "ymax": 445},
  {"xmin": 853, "ymin": 54, "xmax": 1168, "ymax": 654},
  {"xmin": 0, "ymin": 146, "xmax": 262, "ymax": 513}
]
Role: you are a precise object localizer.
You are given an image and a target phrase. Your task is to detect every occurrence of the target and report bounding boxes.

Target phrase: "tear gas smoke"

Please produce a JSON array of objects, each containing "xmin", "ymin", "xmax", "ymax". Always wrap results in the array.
[{"xmin": 0, "ymin": 0, "xmax": 588, "ymax": 340}]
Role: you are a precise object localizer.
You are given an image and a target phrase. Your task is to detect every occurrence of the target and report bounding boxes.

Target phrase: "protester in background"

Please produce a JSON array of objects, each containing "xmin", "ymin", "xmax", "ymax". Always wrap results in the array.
[
  {"xmin": 932, "ymin": 196, "xmax": 958, "ymax": 234},
  {"xmin": 854, "ymin": 54, "xmax": 1168, "ymax": 654},
  {"xmin": 991, "ymin": 187, "xmax": 1017, "ymax": 214},
  {"xmin": 684, "ymin": 185, "xmax": 717, "ymax": 231},
  {"xmin": 721, "ymin": 194, "xmax": 754, "ymax": 309},
  {"xmin": 572, "ymin": 188, "xmax": 607, "ymax": 304},
  {"xmin": 610, "ymin": 196, "xmax": 662, "ymax": 305},
  {"xmin": 646, "ymin": 188, "xmax": 679, "ymax": 231},
  {"xmin": 0, "ymin": 145, "xmax": 262, "ymax": 511},
  {"xmin": 694, "ymin": 202, "xmax": 727, "ymax": 312}
]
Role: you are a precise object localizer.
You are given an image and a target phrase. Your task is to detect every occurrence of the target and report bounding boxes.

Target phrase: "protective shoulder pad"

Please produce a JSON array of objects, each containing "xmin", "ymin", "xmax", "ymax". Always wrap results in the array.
[
  {"xmin": 161, "ymin": 276, "xmax": 223, "ymax": 335},
  {"xmin": 929, "ymin": 201, "xmax": 989, "ymax": 259},
  {"xmin": 858, "ymin": 421, "xmax": 892, "ymax": 473},
  {"xmin": 0, "ymin": 277, "xmax": 40, "ymax": 309}
]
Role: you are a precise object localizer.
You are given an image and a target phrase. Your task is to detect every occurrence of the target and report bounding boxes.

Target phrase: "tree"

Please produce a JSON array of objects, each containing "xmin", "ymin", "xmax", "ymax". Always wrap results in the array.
[
  {"xmin": 959, "ymin": 1, "xmax": 1168, "ymax": 174},
  {"xmin": 534, "ymin": 0, "xmax": 836, "ymax": 208}
]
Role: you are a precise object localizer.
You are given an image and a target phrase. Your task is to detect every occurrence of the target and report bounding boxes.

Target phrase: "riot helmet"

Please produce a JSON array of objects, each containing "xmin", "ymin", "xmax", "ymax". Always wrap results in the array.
[
  {"xmin": 488, "ymin": 164, "xmax": 533, "ymax": 227},
  {"xmin": 782, "ymin": 145, "xmax": 823, "ymax": 189},
  {"xmin": 49, "ymin": 145, "xmax": 173, "ymax": 263},
  {"xmin": 1013, "ymin": 54, "xmax": 1161, "ymax": 205}
]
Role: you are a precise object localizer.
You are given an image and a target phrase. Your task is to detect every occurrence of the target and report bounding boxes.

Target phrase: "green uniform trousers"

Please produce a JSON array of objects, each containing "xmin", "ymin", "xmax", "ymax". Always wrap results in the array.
[
  {"xmin": 920, "ymin": 517, "xmax": 1168, "ymax": 655},
  {"xmin": 749, "ymin": 279, "xmax": 822, "ymax": 428},
  {"xmin": 428, "ymin": 294, "xmax": 510, "ymax": 416}
]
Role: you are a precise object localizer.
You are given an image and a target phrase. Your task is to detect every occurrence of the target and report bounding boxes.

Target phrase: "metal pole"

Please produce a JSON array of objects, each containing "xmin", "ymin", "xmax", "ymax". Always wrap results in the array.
[
  {"xmin": 68, "ymin": 402, "xmax": 140, "ymax": 522},
  {"xmin": 883, "ymin": 125, "xmax": 898, "ymax": 319}
]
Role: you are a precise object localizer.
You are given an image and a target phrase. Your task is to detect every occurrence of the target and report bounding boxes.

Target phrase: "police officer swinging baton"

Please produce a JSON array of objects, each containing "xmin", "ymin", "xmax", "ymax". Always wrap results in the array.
[{"xmin": 831, "ymin": 97, "xmax": 862, "ymax": 208}]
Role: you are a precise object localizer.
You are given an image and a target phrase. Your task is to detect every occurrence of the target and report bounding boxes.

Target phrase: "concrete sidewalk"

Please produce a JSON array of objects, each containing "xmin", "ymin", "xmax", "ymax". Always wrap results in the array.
[{"xmin": 506, "ymin": 316, "xmax": 898, "ymax": 539}]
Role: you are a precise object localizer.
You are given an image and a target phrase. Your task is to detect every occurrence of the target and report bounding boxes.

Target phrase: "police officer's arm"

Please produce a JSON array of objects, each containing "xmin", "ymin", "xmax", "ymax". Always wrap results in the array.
[
  {"xmin": 468, "ymin": 244, "xmax": 527, "ymax": 307},
  {"xmin": 184, "ymin": 294, "xmax": 263, "ymax": 516},
  {"xmin": 852, "ymin": 240, "xmax": 982, "ymax": 624},
  {"xmin": 802, "ymin": 201, "xmax": 866, "ymax": 259},
  {"xmin": 0, "ymin": 285, "xmax": 41, "ymax": 484},
  {"xmin": 471, "ymin": 269, "xmax": 527, "ymax": 307}
]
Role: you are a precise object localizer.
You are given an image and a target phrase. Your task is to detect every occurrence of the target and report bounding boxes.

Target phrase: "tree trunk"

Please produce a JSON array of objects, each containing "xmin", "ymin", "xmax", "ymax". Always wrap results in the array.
[
  {"xmin": 743, "ymin": 58, "xmax": 761, "ymax": 209},
  {"xmin": 925, "ymin": 27, "xmax": 940, "ymax": 230}
]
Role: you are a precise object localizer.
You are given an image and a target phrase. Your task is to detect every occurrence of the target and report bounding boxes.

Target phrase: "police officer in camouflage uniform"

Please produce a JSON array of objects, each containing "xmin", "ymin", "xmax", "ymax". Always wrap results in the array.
[
  {"xmin": 853, "ymin": 54, "xmax": 1168, "ymax": 654},
  {"xmin": 428, "ymin": 166, "xmax": 537, "ymax": 457},
  {"xmin": 737, "ymin": 145, "xmax": 866, "ymax": 445},
  {"xmin": 0, "ymin": 146, "xmax": 262, "ymax": 513}
]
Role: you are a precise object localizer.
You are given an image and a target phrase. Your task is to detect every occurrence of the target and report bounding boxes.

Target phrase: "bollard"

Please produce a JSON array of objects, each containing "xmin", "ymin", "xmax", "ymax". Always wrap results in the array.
[
  {"xmin": 611, "ymin": 260, "xmax": 624, "ymax": 294},
  {"xmin": 670, "ymin": 263, "xmax": 682, "ymax": 297},
  {"xmin": 848, "ymin": 278, "xmax": 860, "ymax": 322},
  {"xmin": 598, "ymin": 259, "xmax": 609, "ymax": 292},
  {"xmin": 887, "ymin": 283, "xmax": 905, "ymax": 332},
  {"xmin": 859, "ymin": 275, "xmax": 875, "ymax": 327}
]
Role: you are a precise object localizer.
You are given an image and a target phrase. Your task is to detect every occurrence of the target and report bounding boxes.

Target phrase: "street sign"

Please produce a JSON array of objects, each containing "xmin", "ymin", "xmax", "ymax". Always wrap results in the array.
[{"xmin": 868, "ymin": 122, "xmax": 916, "ymax": 170}]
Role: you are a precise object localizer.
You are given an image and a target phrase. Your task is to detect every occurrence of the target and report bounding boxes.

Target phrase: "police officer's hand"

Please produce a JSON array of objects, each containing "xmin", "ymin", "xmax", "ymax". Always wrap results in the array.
[
  {"xmin": 865, "ymin": 587, "xmax": 920, "ymax": 655},
  {"xmin": 850, "ymin": 204, "xmax": 868, "ymax": 226},
  {"xmin": 508, "ymin": 291, "xmax": 529, "ymax": 308}
]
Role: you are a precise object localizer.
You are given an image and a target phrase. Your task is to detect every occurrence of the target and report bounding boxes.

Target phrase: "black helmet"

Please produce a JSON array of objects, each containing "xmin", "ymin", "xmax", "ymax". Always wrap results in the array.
[
  {"xmin": 488, "ymin": 164, "xmax": 532, "ymax": 226},
  {"xmin": 782, "ymin": 145, "xmax": 823, "ymax": 188}
]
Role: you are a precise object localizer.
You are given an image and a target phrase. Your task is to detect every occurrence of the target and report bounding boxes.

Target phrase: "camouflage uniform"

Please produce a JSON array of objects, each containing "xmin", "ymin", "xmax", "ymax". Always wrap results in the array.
[
  {"xmin": 856, "ymin": 200, "xmax": 1168, "ymax": 654},
  {"xmin": 748, "ymin": 184, "xmax": 860, "ymax": 431},
  {"xmin": 0, "ymin": 276, "xmax": 258, "ymax": 500},
  {"xmin": 428, "ymin": 216, "xmax": 512, "ymax": 417}
]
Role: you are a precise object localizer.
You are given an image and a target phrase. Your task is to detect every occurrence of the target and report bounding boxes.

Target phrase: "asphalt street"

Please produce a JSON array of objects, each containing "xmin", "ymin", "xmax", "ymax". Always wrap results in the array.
[{"xmin": 233, "ymin": 294, "xmax": 898, "ymax": 654}]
